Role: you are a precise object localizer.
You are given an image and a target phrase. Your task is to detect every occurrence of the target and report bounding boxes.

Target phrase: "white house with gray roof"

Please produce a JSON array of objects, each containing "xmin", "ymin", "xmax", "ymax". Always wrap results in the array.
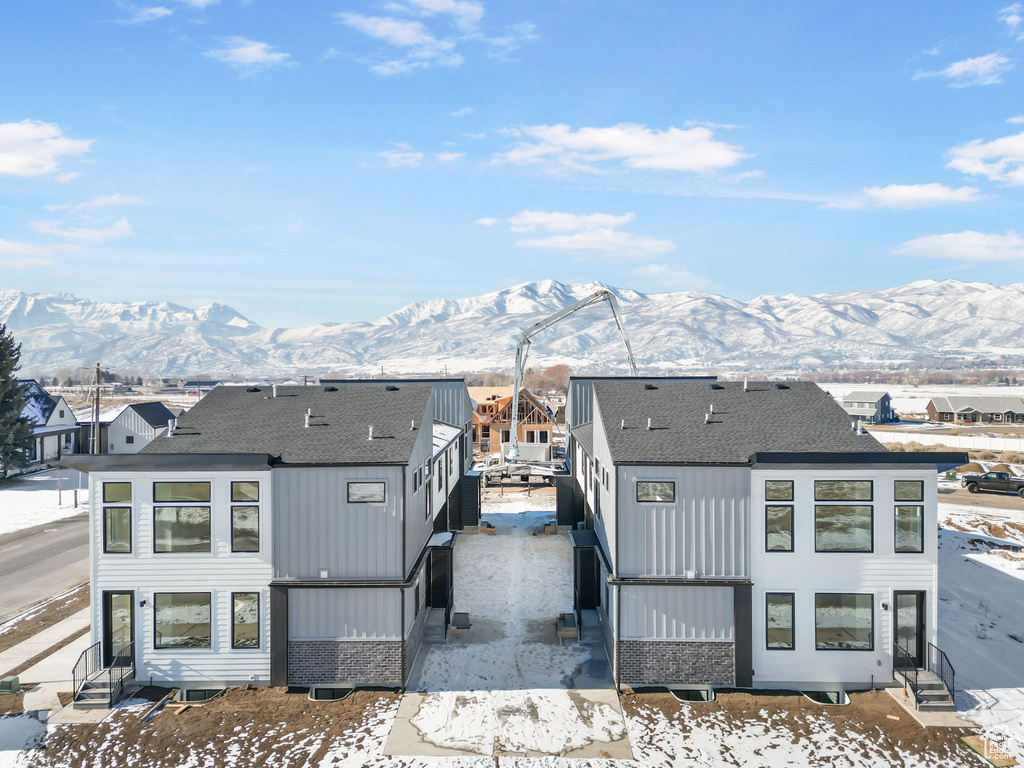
[
  {"xmin": 67, "ymin": 380, "xmax": 478, "ymax": 701},
  {"xmin": 18, "ymin": 379, "xmax": 79, "ymax": 466},
  {"xmin": 562, "ymin": 377, "xmax": 963, "ymax": 707}
]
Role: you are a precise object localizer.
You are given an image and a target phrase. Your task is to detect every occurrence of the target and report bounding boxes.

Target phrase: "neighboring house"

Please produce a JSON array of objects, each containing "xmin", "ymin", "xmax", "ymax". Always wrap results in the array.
[
  {"xmin": 561, "ymin": 377, "xmax": 962, "ymax": 700},
  {"xmin": 107, "ymin": 402, "xmax": 176, "ymax": 454},
  {"xmin": 468, "ymin": 386, "xmax": 556, "ymax": 458},
  {"xmin": 840, "ymin": 391, "xmax": 894, "ymax": 426},
  {"xmin": 18, "ymin": 379, "xmax": 79, "ymax": 465},
  {"xmin": 68, "ymin": 381, "xmax": 478, "ymax": 695},
  {"xmin": 926, "ymin": 395, "xmax": 1024, "ymax": 424},
  {"xmin": 181, "ymin": 380, "xmax": 222, "ymax": 394}
]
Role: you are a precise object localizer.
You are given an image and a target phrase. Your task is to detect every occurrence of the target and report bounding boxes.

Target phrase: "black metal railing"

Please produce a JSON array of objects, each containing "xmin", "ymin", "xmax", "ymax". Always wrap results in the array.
[
  {"xmin": 72, "ymin": 641, "xmax": 102, "ymax": 701},
  {"xmin": 892, "ymin": 640, "xmax": 920, "ymax": 706},
  {"xmin": 107, "ymin": 640, "xmax": 135, "ymax": 707},
  {"xmin": 927, "ymin": 642, "xmax": 956, "ymax": 704}
]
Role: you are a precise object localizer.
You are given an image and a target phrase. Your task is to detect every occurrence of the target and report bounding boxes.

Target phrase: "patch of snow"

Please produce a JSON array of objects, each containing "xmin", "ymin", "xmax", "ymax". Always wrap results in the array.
[{"xmin": 0, "ymin": 469, "xmax": 88, "ymax": 537}]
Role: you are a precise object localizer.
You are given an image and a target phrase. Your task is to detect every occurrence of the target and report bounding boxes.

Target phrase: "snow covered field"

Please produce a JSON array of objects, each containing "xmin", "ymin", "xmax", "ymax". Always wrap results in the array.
[{"xmin": 0, "ymin": 469, "xmax": 88, "ymax": 538}]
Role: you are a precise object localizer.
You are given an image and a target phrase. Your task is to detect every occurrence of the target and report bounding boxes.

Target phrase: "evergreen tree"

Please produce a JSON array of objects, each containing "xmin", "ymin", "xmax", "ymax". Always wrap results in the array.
[{"xmin": 0, "ymin": 324, "xmax": 35, "ymax": 479}]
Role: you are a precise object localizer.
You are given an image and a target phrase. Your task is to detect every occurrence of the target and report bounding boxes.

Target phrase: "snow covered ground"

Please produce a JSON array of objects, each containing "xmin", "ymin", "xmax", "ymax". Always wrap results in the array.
[{"xmin": 0, "ymin": 469, "xmax": 88, "ymax": 538}]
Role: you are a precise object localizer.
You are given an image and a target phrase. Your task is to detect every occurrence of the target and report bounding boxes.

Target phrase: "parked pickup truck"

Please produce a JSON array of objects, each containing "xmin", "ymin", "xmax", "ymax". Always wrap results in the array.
[{"xmin": 961, "ymin": 471, "xmax": 1024, "ymax": 497}]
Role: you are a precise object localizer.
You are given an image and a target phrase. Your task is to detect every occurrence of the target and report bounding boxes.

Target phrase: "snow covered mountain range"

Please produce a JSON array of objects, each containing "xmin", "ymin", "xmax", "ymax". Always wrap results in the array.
[{"xmin": 2, "ymin": 279, "xmax": 1022, "ymax": 377}]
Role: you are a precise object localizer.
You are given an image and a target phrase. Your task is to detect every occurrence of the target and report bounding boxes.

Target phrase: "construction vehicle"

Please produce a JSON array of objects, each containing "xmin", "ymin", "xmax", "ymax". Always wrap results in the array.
[{"xmin": 480, "ymin": 289, "xmax": 638, "ymax": 477}]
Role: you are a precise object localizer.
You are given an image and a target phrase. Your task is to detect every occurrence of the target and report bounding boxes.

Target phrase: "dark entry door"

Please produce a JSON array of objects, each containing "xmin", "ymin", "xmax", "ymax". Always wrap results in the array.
[
  {"xmin": 428, "ymin": 547, "xmax": 454, "ymax": 611},
  {"xmin": 102, "ymin": 591, "xmax": 134, "ymax": 667},
  {"xmin": 573, "ymin": 547, "xmax": 599, "ymax": 611},
  {"xmin": 894, "ymin": 591, "xmax": 925, "ymax": 667}
]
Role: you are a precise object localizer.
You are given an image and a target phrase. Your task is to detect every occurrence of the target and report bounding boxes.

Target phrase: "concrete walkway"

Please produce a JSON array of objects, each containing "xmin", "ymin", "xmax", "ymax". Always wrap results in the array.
[{"xmin": 0, "ymin": 607, "xmax": 90, "ymax": 677}]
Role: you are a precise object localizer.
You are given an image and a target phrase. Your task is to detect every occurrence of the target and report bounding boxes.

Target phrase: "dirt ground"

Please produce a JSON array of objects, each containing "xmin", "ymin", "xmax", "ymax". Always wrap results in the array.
[
  {"xmin": 620, "ymin": 688, "xmax": 975, "ymax": 766},
  {"xmin": 941, "ymin": 487, "xmax": 1024, "ymax": 511},
  {"xmin": 0, "ymin": 692, "xmax": 24, "ymax": 716},
  {"xmin": 0, "ymin": 585, "xmax": 89, "ymax": 656}
]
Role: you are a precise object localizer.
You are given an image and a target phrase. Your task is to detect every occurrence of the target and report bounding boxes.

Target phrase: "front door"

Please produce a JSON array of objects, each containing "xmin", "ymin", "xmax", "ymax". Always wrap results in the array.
[
  {"xmin": 894, "ymin": 591, "xmax": 925, "ymax": 667},
  {"xmin": 102, "ymin": 591, "xmax": 134, "ymax": 667}
]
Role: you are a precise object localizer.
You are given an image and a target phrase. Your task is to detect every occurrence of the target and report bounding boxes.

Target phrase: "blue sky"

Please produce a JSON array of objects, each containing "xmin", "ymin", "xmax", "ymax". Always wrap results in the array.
[{"xmin": 1, "ymin": 0, "xmax": 1023, "ymax": 327}]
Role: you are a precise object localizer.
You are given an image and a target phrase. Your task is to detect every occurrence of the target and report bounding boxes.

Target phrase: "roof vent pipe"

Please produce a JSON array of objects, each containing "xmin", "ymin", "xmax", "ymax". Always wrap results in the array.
[
  {"xmin": 646, "ymin": 417, "xmax": 652, "ymax": 430},
  {"xmin": 272, "ymin": 384, "xmax": 278, "ymax": 398},
  {"xmin": 410, "ymin": 419, "xmax": 415, "ymax": 431},
  {"xmin": 704, "ymin": 413, "xmax": 710, "ymax": 425},
  {"xmin": 743, "ymin": 378, "xmax": 749, "ymax": 392},
  {"xmin": 368, "ymin": 425, "xmax": 374, "ymax": 440},
  {"xmin": 168, "ymin": 418, "xmax": 176, "ymax": 437},
  {"xmin": 620, "ymin": 419, "xmax": 625, "ymax": 430},
  {"xmin": 304, "ymin": 413, "xmax": 310, "ymax": 429},
  {"xmin": 710, "ymin": 403, "xmax": 715, "ymax": 414}
]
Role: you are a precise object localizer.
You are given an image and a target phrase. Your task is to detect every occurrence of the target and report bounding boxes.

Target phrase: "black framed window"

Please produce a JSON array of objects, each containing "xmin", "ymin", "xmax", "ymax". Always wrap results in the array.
[
  {"xmin": 814, "ymin": 593, "xmax": 873, "ymax": 650},
  {"xmin": 232, "ymin": 593, "xmax": 259, "ymax": 649},
  {"xmin": 766, "ymin": 593, "xmax": 795, "ymax": 650},
  {"xmin": 154, "ymin": 592, "xmax": 211, "ymax": 649},
  {"xmin": 765, "ymin": 506, "xmax": 793, "ymax": 552},
  {"xmin": 765, "ymin": 480, "xmax": 793, "ymax": 501},
  {"xmin": 895, "ymin": 505, "xmax": 925, "ymax": 553},
  {"xmin": 814, "ymin": 505, "xmax": 873, "ymax": 552},
  {"xmin": 814, "ymin": 480, "xmax": 872, "ymax": 501},
  {"xmin": 125, "ymin": 435, "xmax": 135, "ymax": 445},
  {"xmin": 153, "ymin": 481, "xmax": 211, "ymax": 503},
  {"xmin": 154, "ymin": 506, "xmax": 211, "ymax": 552},
  {"xmin": 231, "ymin": 506, "xmax": 260, "ymax": 552},
  {"xmin": 231, "ymin": 481, "xmax": 259, "ymax": 502},
  {"xmin": 103, "ymin": 507, "xmax": 132, "ymax": 553},
  {"xmin": 894, "ymin": 480, "xmax": 923, "ymax": 502},
  {"xmin": 347, "ymin": 481, "xmax": 385, "ymax": 503},
  {"xmin": 103, "ymin": 482, "xmax": 131, "ymax": 503},
  {"xmin": 637, "ymin": 481, "xmax": 675, "ymax": 503}
]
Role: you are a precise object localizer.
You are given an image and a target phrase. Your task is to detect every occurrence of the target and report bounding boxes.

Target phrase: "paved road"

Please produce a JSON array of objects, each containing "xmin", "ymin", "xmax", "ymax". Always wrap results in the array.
[
  {"xmin": 939, "ymin": 486, "xmax": 1024, "ymax": 511},
  {"xmin": 0, "ymin": 512, "xmax": 89, "ymax": 623}
]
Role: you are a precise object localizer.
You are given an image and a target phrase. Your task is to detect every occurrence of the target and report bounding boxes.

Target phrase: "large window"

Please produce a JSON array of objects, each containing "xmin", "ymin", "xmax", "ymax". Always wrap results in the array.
[
  {"xmin": 232, "ymin": 593, "xmax": 259, "ymax": 649},
  {"xmin": 815, "ymin": 505, "xmax": 873, "ymax": 552},
  {"xmin": 766, "ymin": 593, "xmax": 795, "ymax": 650},
  {"xmin": 154, "ymin": 506, "xmax": 211, "ymax": 552},
  {"xmin": 814, "ymin": 480, "xmax": 872, "ymax": 501},
  {"xmin": 103, "ymin": 507, "xmax": 132, "ymax": 553},
  {"xmin": 154, "ymin": 593, "xmax": 211, "ymax": 649},
  {"xmin": 895, "ymin": 506, "xmax": 924, "ymax": 553},
  {"xmin": 765, "ymin": 506, "xmax": 793, "ymax": 551},
  {"xmin": 347, "ymin": 481, "xmax": 385, "ymax": 503},
  {"xmin": 231, "ymin": 481, "xmax": 259, "ymax": 503},
  {"xmin": 231, "ymin": 506, "xmax": 260, "ymax": 552},
  {"xmin": 637, "ymin": 481, "xmax": 675, "ymax": 503},
  {"xmin": 153, "ymin": 481, "xmax": 211, "ymax": 503},
  {"xmin": 103, "ymin": 482, "xmax": 131, "ymax": 503},
  {"xmin": 765, "ymin": 480, "xmax": 793, "ymax": 501},
  {"xmin": 815, "ymin": 593, "xmax": 873, "ymax": 650},
  {"xmin": 894, "ymin": 480, "xmax": 923, "ymax": 502}
]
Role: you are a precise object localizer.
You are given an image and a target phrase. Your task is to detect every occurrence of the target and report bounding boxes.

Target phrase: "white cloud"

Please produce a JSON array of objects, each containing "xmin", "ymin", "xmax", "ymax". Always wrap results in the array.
[
  {"xmin": 392, "ymin": 0, "xmax": 484, "ymax": 29},
  {"xmin": 379, "ymin": 148, "xmax": 424, "ymax": 167},
  {"xmin": 435, "ymin": 151, "xmax": 465, "ymax": 162},
  {"xmin": 629, "ymin": 263, "xmax": 715, "ymax": 291},
  {"xmin": 516, "ymin": 228, "xmax": 675, "ymax": 259},
  {"xmin": 0, "ymin": 256, "xmax": 57, "ymax": 269},
  {"xmin": 684, "ymin": 120, "xmax": 740, "ymax": 130},
  {"xmin": 118, "ymin": 5, "xmax": 173, "ymax": 24},
  {"xmin": 29, "ymin": 218, "xmax": 133, "ymax": 244},
  {"xmin": 205, "ymin": 37, "xmax": 293, "ymax": 74},
  {"xmin": 474, "ymin": 217, "xmax": 499, "ymax": 226},
  {"xmin": 946, "ymin": 131, "xmax": 1024, "ymax": 185},
  {"xmin": 479, "ymin": 21, "xmax": 539, "ymax": 55},
  {"xmin": 826, "ymin": 183, "xmax": 983, "ymax": 210},
  {"xmin": 177, "ymin": 0, "xmax": 218, "ymax": 6},
  {"xmin": 55, "ymin": 172, "xmax": 80, "ymax": 183},
  {"xmin": 338, "ymin": 13, "xmax": 464, "ymax": 74},
  {"xmin": 494, "ymin": 122, "xmax": 751, "ymax": 174},
  {"xmin": 893, "ymin": 230, "xmax": 1024, "ymax": 261},
  {"xmin": 1008, "ymin": 115, "xmax": 1024, "ymax": 124},
  {"xmin": 999, "ymin": 3, "xmax": 1022, "ymax": 32},
  {"xmin": 450, "ymin": 106, "xmax": 473, "ymax": 117},
  {"xmin": 915, "ymin": 53, "xmax": 1012, "ymax": 86},
  {"xmin": 44, "ymin": 194, "xmax": 146, "ymax": 212},
  {"xmin": 0, "ymin": 120, "xmax": 92, "ymax": 177},
  {"xmin": 0, "ymin": 239, "xmax": 52, "ymax": 256},
  {"xmin": 506, "ymin": 210, "xmax": 634, "ymax": 232}
]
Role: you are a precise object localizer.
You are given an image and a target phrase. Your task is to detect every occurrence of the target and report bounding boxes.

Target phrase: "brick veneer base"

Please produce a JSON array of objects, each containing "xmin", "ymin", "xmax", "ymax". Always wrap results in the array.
[
  {"xmin": 618, "ymin": 640, "xmax": 735, "ymax": 687},
  {"xmin": 288, "ymin": 640, "xmax": 403, "ymax": 687}
]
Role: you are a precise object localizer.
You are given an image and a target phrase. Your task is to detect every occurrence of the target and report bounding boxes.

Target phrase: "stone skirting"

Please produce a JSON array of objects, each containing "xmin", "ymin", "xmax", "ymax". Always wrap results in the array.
[
  {"xmin": 288, "ymin": 640, "xmax": 404, "ymax": 687},
  {"xmin": 618, "ymin": 640, "xmax": 735, "ymax": 687}
]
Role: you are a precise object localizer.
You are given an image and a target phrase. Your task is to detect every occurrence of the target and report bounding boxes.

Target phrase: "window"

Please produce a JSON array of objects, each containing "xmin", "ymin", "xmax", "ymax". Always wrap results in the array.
[
  {"xmin": 231, "ymin": 481, "xmax": 259, "ymax": 502},
  {"xmin": 814, "ymin": 593, "xmax": 873, "ymax": 650},
  {"xmin": 232, "ymin": 593, "xmax": 259, "ymax": 649},
  {"xmin": 539, "ymin": 431, "xmax": 549, "ymax": 444},
  {"xmin": 765, "ymin": 506, "xmax": 793, "ymax": 551},
  {"xmin": 814, "ymin": 480, "xmax": 872, "ymax": 501},
  {"xmin": 895, "ymin": 506, "xmax": 924, "ymax": 553},
  {"xmin": 894, "ymin": 480, "xmax": 923, "ymax": 502},
  {"xmin": 765, "ymin": 480, "xmax": 793, "ymax": 501},
  {"xmin": 155, "ymin": 593, "xmax": 211, "ymax": 649},
  {"xmin": 348, "ymin": 481, "xmax": 385, "ymax": 503},
  {"xmin": 153, "ymin": 481, "xmax": 211, "ymax": 503},
  {"xmin": 480, "ymin": 425, "xmax": 490, "ymax": 439},
  {"xmin": 766, "ymin": 593, "xmax": 795, "ymax": 650},
  {"xmin": 59, "ymin": 409, "xmax": 65, "ymax": 418},
  {"xmin": 637, "ymin": 481, "xmax": 675, "ymax": 503},
  {"xmin": 154, "ymin": 507, "xmax": 211, "ymax": 552},
  {"xmin": 231, "ymin": 506, "xmax": 259, "ymax": 552},
  {"xmin": 104, "ymin": 507, "xmax": 132, "ymax": 553},
  {"xmin": 436, "ymin": 463, "xmax": 442, "ymax": 492},
  {"xmin": 125, "ymin": 435, "xmax": 135, "ymax": 445},
  {"xmin": 103, "ymin": 482, "xmax": 131, "ymax": 503},
  {"xmin": 814, "ymin": 505, "xmax": 872, "ymax": 552},
  {"xmin": 501, "ymin": 429, "xmax": 510, "ymax": 443}
]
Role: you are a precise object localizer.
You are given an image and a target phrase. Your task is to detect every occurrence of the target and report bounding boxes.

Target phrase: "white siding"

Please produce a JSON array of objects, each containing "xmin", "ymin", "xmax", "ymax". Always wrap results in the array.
[
  {"xmin": 617, "ymin": 466, "xmax": 750, "ymax": 579},
  {"xmin": 108, "ymin": 408, "xmax": 159, "ymax": 454},
  {"xmin": 288, "ymin": 588, "xmax": 402, "ymax": 640},
  {"xmin": 405, "ymin": 402, "xmax": 436, "ymax": 574},
  {"xmin": 619, "ymin": 585, "xmax": 734, "ymax": 641},
  {"xmin": 591, "ymin": 398, "xmax": 617, "ymax": 571}
]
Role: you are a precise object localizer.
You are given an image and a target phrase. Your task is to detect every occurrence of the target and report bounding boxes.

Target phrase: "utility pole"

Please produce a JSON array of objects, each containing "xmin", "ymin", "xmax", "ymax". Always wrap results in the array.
[
  {"xmin": 303, "ymin": 375, "xmax": 308, "ymax": 386},
  {"xmin": 92, "ymin": 363, "xmax": 101, "ymax": 455}
]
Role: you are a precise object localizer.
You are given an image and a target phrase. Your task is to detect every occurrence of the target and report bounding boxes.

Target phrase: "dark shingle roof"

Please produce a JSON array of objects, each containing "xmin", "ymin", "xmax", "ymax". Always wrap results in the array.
[
  {"xmin": 573, "ymin": 422, "xmax": 594, "ymax": 456},
  {"xmin": 126, "ymin": 402, "xmax": 175, "ymax": 429},
  {"xmin": 594, "ymin": 380, "xmax": 882, "ymax": 465},
  {"xmin": 141, "ymin": 384, "xmax": 432, "ymax": 465},
  {"xmin": 18, "ymin": 379, "xmax": 57, "ymax": 425}
]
